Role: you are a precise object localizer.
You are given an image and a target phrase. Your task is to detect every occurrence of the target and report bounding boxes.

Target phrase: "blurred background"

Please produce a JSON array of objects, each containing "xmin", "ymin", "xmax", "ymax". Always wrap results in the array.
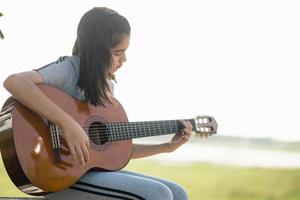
[{"xmin": 1, "ymin": 0, "xmax": 300, "ymax": 199}]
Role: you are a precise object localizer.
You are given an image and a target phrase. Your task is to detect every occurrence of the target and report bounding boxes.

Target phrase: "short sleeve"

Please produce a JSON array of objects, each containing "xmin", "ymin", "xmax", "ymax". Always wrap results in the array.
[{"xmin": 35, "ymin": 56, "xmax": 75, "ymax": 90}]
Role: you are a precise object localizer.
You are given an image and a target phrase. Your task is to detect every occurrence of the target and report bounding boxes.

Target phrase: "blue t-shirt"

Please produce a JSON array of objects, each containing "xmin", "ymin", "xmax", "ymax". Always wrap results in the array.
[{"xmin": 36, "ymin": 55, "xmax": 114, "ymax": 101}]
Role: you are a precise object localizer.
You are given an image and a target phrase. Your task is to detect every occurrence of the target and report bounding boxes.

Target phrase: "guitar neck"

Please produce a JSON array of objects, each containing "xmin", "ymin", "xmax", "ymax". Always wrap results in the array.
[{"xmin": 107, "ymin": 119, "xmax": 195, "ymax": 142}]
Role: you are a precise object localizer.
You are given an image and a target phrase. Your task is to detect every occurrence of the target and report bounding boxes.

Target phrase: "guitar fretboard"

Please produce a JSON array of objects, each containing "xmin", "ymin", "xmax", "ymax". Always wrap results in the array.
[{"xmin": 106, "ymin": 119, "xmax": 196, "ymax": 141}]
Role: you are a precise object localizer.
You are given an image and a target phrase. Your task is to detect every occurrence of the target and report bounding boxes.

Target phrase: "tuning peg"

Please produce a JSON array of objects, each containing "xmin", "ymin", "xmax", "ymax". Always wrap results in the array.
[
  {"xmin": 195, "ymin": 132, "xmax": 202, "ymax": 137},
  {"xmin": 196, "ymin": 115, "xmax": 211, "ymax": 124},
  {"xmin": 201, "ymin": 133, "xmax": 208, "ymax": 139},
  {"xmin": 199, "ymin": 127, "xmax": 212, "ymax": 133},
  {"xmin": 195, "ymin": 131, "xmax": 212, "ymax": 139}
]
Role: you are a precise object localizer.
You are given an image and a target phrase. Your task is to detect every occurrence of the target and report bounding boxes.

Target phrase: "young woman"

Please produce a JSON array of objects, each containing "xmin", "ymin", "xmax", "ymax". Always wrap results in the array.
[{"xmin": 4, "ymin": 7, "xmax": 192, "ymax": 200}]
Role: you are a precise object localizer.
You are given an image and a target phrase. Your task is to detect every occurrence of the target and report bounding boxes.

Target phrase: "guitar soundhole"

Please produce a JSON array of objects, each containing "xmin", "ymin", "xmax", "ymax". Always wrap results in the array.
[{"xmin": 88, "ymin": 122, "xmax": 109, "ymax": 145}]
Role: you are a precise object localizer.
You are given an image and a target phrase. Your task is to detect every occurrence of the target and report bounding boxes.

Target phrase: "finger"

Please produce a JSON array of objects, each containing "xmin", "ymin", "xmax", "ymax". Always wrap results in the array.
[
  {"xmin": 180, "ymin": 121, "xmax": 190, "ymax": 134},
  {"xmin": 180, "ymin": 120, "xmax": 188, "ymax": 128},
  {"xmin": 81, "ymin": 144, "xmax": 90, "ymax": 162},
  {"xmin": 186, "ymin": 121, "xmax": 193, "ymax": 130},
  {"xmin": 66, "ymin": 142, "xmax": 76, "ymax": 162},
  {"xmin": 183, "ymin": 120, "xmax": 193, "ymax": 132},
  {"xmin": 181, "ymin": 132, "xmax": 190, "ymax": 141},
  {"xmin": 86, "ymin": 138, "xmax": 90, "ymax": 149},
  {"xmin": 182, "ymin": 120, "xmax": 192, "ymax": 131},
  {"xmin": 182, "ymin": 128, "xmax": 192, "ymax": 137},
  {"xmin": 184, "ymin": 134, "xmax": 190, "ymax": 140},
  {"xmin": 71, "ymin": 147, "xmax": 77, "ymax": 162},
  {"xmin": 75, "ymin": 146, "xmax": 85, "ymax": 166}
]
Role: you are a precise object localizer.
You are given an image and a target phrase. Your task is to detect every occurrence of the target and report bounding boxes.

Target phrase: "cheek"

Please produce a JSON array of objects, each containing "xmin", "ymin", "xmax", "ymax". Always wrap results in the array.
[
  {"xmin": 113, "ymin": 56, "xmax": 123, "ymax": 67},
  {"xmin": 112, "ymin": 56, "xmax": 118, "ymax": 64},
  {"xmin": 110, "ymin": 58, "xmax": 118, "ymax": 71}
]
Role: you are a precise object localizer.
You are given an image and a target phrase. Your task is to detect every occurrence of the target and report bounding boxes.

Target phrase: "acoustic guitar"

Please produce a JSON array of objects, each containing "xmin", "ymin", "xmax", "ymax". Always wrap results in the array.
[{"xmin": 0, "ymin": 84, "xmax": 217, "ymax": 196}]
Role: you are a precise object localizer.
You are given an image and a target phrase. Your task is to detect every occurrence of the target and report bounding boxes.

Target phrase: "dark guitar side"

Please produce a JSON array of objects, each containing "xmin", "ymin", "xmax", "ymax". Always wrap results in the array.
[{"xmin": 0, "ymin": 84, "xmax": 132, "ymax": 195}]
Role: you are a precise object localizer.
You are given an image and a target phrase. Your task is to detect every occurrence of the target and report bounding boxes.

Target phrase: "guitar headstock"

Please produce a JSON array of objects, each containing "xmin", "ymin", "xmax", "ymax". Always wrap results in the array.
[{"xmin": 194, "ymin": 115, "xmax": 218, "ymax": 137}]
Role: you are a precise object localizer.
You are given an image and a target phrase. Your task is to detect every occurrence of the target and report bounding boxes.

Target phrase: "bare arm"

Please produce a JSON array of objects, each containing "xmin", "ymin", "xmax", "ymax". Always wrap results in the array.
[
  {"xmin": 131, "ymin": 143, "xmax": 170, "ymax": 159},
  {"xmin": 131, "ymin": 120, "xmax": 193, "ymax": 159},
  {"xmin": 3, "ymin": 71, "xmax": 89, "ymax": 165},
  {"xmin": 4, "ymin": 71, "xmax": 73, "ymax": 128}
]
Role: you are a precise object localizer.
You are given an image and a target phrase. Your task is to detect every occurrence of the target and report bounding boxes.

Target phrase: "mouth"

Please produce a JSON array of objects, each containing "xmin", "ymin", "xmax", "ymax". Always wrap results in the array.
[{"xmin": 116, "ymin": 64, "xmax": 122, "ymax": 69}]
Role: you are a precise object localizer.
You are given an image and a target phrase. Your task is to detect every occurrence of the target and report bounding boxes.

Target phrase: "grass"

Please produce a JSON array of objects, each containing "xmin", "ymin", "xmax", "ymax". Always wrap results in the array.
[
  {"xmin": 0, "ymin": 156, "xmax": 31, "ymax": 198},
  {"xmin": 125, "ymin": 159, "xmax": 300, "ymax": 200},
  {"xmin": 1, "ymin": 157, "xmax": 300, "ymax": 200}
]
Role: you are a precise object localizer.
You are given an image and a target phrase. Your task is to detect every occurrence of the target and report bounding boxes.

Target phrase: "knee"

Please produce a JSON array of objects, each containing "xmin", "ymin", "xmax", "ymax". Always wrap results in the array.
[
  {"xmin": 144, "ymin": 183, "xmax": 173, "ymax": 200},
  {"xmin": 171, "ymin": 183, "xmax": 189, "ymax": 200}
]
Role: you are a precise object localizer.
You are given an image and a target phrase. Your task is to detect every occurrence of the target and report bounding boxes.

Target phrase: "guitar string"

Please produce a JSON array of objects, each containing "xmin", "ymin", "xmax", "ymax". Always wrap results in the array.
[
  {"xmin": 48, "ymin": 119, "xmax": 195, "ymax": 130},
  {"xmin": 58, "ymin": 121, "xmax": 181, "ymax": 132},
  {"xmin": 51, "ymin": 128, "xmax": 211, "ymax": 144},
  {"xmin": 50, "ymin": 123, "xmax": 56, "ymax": 148},
  {"xmin": 52, "ymin": 119, "xmax": 194, "ymax": 129},
  {"xmin": 47, "ymin": 121, "xmax": 211, "ymax": 146},
  {"xmin": 50, "ymin": 125, "xmax": 211, "ymax": 143},
  {"xmin": 49, "ymin": 121, "xmax": 182, "ymax": 142},
  {"xmin": 49, "ymin": 121, "xmax": 211, "ymax": 141},
  {"xmin": 55, "ymin": 125, "xmax": 180, "ymax": 139},
  {"xmin": 54, "ymin": 130, "xmax": 212, "ymax": 145},
  {"xmin": 52, "ymin": 120, "xmax": 182, "ymax": 133},
  {"xmin": 51, "ymin": 123, "xmax": 60, "ymax": 149},
  {"xmin": 52, "ymin": 123, "xmax": 59, "ymax": 148},
  {"xmin": 50, "ymin": 119, "xmax": 196, "ymax": 133}
]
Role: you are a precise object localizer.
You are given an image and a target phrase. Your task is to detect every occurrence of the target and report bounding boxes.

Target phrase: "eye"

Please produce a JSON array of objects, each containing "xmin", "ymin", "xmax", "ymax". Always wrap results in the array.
[
  {"xmin": 112, "ymin": 49, "xmax": 125, "ymax": 57},
  {"xmin": 114, "ymin": 52, "xmax": 122, "ymax": 56}
]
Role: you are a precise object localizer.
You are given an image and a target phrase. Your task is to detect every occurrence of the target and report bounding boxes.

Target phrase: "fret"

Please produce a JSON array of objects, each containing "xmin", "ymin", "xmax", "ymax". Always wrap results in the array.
[
  {"xmin": 187, "ymin": 119, "xmax": 196, "ymax": 131},
  {"xmin": 107, "ymin": 119, "xmax": 195, "ymax": 142},
  {"xmin": 108, "ymin": 123, "xmax": 115, "ymax": 141},
  {"xmin": 115, "ymin": 122, "xmax": 121, "ymax": 140}
]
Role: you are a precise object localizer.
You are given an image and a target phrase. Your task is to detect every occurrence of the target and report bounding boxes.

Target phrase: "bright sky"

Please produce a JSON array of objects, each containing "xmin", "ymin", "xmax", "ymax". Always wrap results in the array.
[{"xmin": 1, "ymin": 0, "xmax": 300, "ymax": 141}]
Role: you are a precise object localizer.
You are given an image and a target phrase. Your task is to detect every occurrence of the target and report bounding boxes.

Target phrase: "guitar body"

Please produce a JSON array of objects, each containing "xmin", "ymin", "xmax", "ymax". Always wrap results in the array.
[{"xmin": 0, "ymin": 84, "xmax": 132, "ymax": 195}]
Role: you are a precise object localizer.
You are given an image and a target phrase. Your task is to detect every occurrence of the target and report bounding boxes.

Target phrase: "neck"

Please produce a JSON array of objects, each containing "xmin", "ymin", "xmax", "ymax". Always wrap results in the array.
[{"xmin": 105, "ymin": 119, "xmax": 195, "ymax": 141}]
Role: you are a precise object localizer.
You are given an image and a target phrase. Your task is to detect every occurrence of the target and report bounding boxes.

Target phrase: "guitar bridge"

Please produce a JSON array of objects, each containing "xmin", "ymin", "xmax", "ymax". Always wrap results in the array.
[{"xmin": 48, "ymin": 122, "xmax": 62, "ymax": 163}]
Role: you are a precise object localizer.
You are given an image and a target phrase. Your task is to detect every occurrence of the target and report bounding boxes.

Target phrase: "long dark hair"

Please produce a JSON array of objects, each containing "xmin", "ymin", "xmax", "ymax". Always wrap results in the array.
[{"xmin": 74, "ymin": 7, "xmax": 130, "ymax": 106}]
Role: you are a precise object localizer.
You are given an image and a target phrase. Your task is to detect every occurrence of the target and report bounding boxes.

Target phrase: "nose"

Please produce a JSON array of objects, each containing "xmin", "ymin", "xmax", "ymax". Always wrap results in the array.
[{"xmin": 121, "ymin": 53, "xmax": 127, "ymax": 62}]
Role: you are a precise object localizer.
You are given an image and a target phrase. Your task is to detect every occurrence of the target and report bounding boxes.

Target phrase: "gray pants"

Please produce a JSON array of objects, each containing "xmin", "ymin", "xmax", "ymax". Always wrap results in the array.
[{"xmin": 44, "ymin": 170, "xmax": 189, "ymax": 200}]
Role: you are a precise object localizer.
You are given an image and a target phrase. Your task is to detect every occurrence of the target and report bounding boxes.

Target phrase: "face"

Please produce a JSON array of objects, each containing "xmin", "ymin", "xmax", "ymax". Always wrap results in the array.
[{"xmin": 109, "ymin": 35, "xmax": 130, "ymax": 78}]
